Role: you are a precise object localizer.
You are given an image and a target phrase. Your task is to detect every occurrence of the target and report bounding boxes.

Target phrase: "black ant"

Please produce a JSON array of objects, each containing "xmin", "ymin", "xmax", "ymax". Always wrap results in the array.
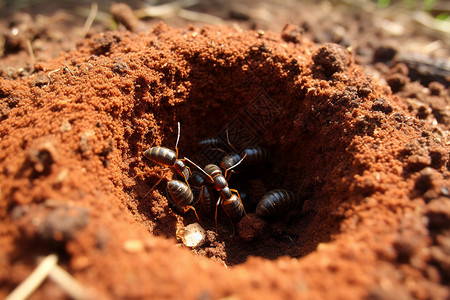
[
  {"xmin": 184, "ymin": 155, "xmax": 247, "ymax": 232},
  {"xmin": 166, "ymin": 179, "xmax": 201, "ymax": 222},
  {"xmin": 255, "ymin": 189, "xmax": 302, "ymax": 218},
  {"xmin": 143, "ymin": 122, "xmax": 191, "ymax": 189}
]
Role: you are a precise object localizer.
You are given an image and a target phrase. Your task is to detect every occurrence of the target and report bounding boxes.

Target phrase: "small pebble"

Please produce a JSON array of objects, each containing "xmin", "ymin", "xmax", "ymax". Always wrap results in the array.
[
  {"xmin": 123, "ymin": 239, "xmax": 145, "ymax": 253},
  {"xmin": 177, "ymin": 223, "xmax": 206, "ymax": 248}
]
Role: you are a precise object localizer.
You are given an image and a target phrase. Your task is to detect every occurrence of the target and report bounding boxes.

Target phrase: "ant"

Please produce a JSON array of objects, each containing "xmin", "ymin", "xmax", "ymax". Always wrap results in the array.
[
  {"xmin": 166, "ymin": 179, "xmax": 201, "ymax": 222},
  {"xmin": 220, "ymin": 146, "xmax": 271, "ymax": 170},
  {"xmin": 184, "ymin": 155, "xmax": 247, "ymax": 233},
  {"xmin": 143, "ymin": 122, "xmax": 191, "ymax": 190},
  {"xmin": 256, "ymin": 189, "xmax": 303, "ymax": 218}
]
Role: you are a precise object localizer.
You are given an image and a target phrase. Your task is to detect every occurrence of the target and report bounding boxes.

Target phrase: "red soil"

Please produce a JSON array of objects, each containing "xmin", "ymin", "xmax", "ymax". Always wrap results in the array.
[{"xmin": 0, "ymin": 23, "xmax": 449, "ymax": 299}]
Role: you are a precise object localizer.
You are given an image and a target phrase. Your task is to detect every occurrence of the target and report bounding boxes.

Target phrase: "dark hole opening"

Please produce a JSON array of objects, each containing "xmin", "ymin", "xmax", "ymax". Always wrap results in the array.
[{"xmin": 130, "ymin": 50, "xmax": 358, "ymax": 266}]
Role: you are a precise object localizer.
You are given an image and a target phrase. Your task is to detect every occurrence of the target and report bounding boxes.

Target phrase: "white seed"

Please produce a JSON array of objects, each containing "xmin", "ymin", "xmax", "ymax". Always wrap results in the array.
[{"xmin": 177, "ymin": 223, "xmax": 206, "ymax": 248}]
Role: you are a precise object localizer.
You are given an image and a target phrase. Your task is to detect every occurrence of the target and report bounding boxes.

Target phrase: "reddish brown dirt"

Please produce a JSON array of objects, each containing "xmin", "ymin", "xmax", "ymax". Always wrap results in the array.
[{"xmin": 0, "ymin": 20, "xmax": 449, "ymax": 300}]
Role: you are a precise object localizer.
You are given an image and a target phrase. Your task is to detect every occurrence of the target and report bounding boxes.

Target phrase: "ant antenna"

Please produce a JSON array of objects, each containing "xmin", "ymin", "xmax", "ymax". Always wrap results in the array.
[
  {"xmin": 224, "ymin": 153, "xmax": 247, "ymax": 179},
  {"xmin": 183, "ymin": 157, "xmax": 212, "ymax": 180},
  {"xmin": 228, "ymin": 153, "xmax": 247, "ymax": 171},
  {"xmin": 211, "ymin": 148, "xmax": 227, "ymax": 154},
  {"xmin": 225, "ymin": 125, "xmax": 238, "ymax": 153}
]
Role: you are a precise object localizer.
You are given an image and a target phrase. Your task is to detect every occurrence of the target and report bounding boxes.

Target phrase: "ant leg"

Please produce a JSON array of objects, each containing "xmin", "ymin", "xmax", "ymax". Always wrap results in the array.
[
  {"xmin": 141, "ymin": 176, "xmax": 165, "ymax": 199},
  {"xmin": 177, "ymin": 161, "xmax": 192, "ymax": 178},
  {"xmin": 211, "ymin": 148, "xmax": 227, "ymax": 154},
  {"xmin": 192, "ymin": 188, "xmax": 203, "ymax": 207},
  {"xmin": 150, "ymin": 176, "xmax": 164, "ymax": 190},
  {"xmin": 186, "ymin": 165, "xmax": 192, "ymax": 176},
  {"xmin": 184, "ymin": 205, "xmax": 202, "ymax": 225},
  {"xmin": 180, "ymin": 170, "xmax": 191, "ymax": 189},
  {"xmin": 189, "ymin": 206, "xmax": 201, "ymax": 224},
  {"xmin": 225, "ymin": 170, "xmax": 236, "ymax": 181},
  {"xmin": 215, "ymin": 196, "xmax": 222, "ymax": 233},
  {"xmin": 225, "ymin": 125, "xmax": 237, "ymax": 153}
]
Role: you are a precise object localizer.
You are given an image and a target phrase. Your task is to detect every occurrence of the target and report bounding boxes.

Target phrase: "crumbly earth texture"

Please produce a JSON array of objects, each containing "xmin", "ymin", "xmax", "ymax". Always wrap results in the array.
[{"xmin": 0, "ymin": 23, "xmax": 449, "ymax": 299}]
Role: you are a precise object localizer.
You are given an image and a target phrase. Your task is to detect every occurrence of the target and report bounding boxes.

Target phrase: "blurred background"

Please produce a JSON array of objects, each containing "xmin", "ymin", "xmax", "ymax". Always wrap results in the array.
[{"xmin": 0, "ymin": 0, "xmax": 449, "ymax": 86}]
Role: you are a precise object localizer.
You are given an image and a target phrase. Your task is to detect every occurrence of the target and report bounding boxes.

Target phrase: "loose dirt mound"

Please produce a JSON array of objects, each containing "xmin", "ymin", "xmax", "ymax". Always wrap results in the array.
[{"xmin": 1, "ymin": 23, "xmax": 449, "ymax": 299}]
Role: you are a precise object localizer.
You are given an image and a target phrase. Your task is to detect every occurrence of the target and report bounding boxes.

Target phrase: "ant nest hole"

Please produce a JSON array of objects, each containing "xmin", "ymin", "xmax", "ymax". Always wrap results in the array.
[{"xmin": 129, "ymin": 27, "xmax": 385, "ymax": 266}]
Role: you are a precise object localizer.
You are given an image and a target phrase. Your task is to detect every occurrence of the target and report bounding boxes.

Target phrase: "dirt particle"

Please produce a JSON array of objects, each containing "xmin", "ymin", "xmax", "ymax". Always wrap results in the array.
[
  {"xmin": 79, "ymin": 131, "xmax": 94, "ymax": 158},
  {"xmin": 332, "ymin": 86, "xmax": 361, "ymax": 108},
  {"xmin": 59, "ymin": 119, "xmax": 72, "ymax": 132},
  {"xmin": 237, "ymin": 213, "xmax": 267, "ymax": 241},
  {"xmin": 99, "ymin": 138, "xmax": 114, "ymax": 167},
  {"xmin": 429, "ymin": 246, "xmax": 450, "ymax": 283},
  {"xmin": 386, "ymin": 73, "xmax": 408, "ymax": 93},
  {"xmin": 354, "ymin": 177, "xmax": 379, "ymax": 196},
  {"xmin": 354, "ymin": 114, "xmax": 382, "ymax": 136},
  {"xmin": 110, "ymin": 3, "xmax": 142, "ymax": 32},
  {"xmin": 38, "ymin": 203, "xmax": 89, "ymax": 242},
  {"xmin": 123, "ymin": 239, "xmax": 145, "ymax": 253},
  {"xmin": 414, "ymin": 167, "xmax": 439, "ymax": 194},
  {"xmin": 428, "ymin": 82, "xmax": 445, "ymax": 96},
  {"xmin": 0, "ymin": 95, "xmax": 20, "ymax": 120},
  {"xmin": 357, "ymin": 82, "xmax": 373, "ymax": 98},
  {"xmin": 90, "ymin": 32, "xmax": 122, "ymax": 55},
  {"xmin": 112, "ymin": 60, "xmax": 129, "ymax": 75},
  {"xmin": 373, "ymin": 45, "xmax": 397, "ymax": 62},
  {"xmin": 425, "ymin": 198, "xmax": 450, "ymax": 231},
  {"xmin": 312, "ymin": 43, "xmax": 350, "ymax": 77},
  {"xmin": 203, "ymin": 230, "xmax": 219, "ymax": 246},
  {"xmin": 71, "ymin": 255, "xmax": 92, "ymax": 271},
  {"xmin": 30, "ymin": 74, "xmax": 50, "ymax": 88},
  {"xmin": 393, "ymin": 213, "xmax": 427, "ymax": 263},
  {"xmin": 402, "ymin": 139, "xmax": 433, "ymax": 173},
  {"xmin": 371, "ymin": 98, "xmax": 393, "ymax": 114},
  {"xmin": 390, "ymin": 63, "xmax": 409, "ymax": 76},
  {"xmin": 281, "ymin": 23, "xmax": 303, "ymax": 44},
  {"xmin": 16, "ymin": 201, "xmax": 90, "ymax": 243},
  {"xmin": 24, "ymin": 141, "xmax": 58, "ymax": 178},
  {"xmin": 368, "ymin": 284, "xmax": 412, "ymax": 300},
  {"xmin": 406, "ymin": 154, "xmax": 431, "ymax": 172}
]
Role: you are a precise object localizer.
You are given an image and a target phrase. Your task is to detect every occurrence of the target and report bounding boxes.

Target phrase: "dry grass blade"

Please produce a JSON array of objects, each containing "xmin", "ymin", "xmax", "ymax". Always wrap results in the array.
[
  {"xmin": 81, "ymin": 2, "xmax": 98, "ymax": 37},
  {"xmin": 177, "ymin": 9, "xmax": 224, "ymax": 25},
  {"xmin": 6, "ymin": 254, "xmax": 58, "ymax": 300},
  {"xmin": 6, "ymin": 254, "xmax": 93, "ymax": 300},
  {"xmin": 48, "ymin": 264, "xmax": 90, "ymax": 300},
  {"xmin": 134, "ymin": 0, "xmax": 199, "ymax": 19},
  {"xmin": 25, "ymin": 39, "xmax": 35, "ymax": 65}
]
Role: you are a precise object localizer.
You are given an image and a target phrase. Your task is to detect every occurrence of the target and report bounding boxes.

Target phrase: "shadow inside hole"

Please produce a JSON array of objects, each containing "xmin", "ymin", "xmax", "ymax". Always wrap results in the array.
[
  {"xmin": 131, "ymin": 112, "xmax": 352, "ymax": 266},
  {"xmin": 127, "ymin": 45, "xmax": 369, "ymax": 266}
]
